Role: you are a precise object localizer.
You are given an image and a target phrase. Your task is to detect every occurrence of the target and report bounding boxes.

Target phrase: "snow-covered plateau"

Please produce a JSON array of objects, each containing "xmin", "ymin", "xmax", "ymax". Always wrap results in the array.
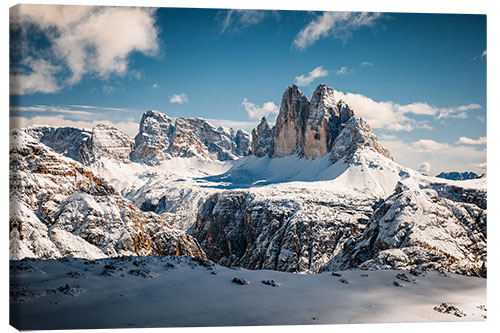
[{"xmin": 10, "ymin": 83, "xmax": 487, "ymax": 328}]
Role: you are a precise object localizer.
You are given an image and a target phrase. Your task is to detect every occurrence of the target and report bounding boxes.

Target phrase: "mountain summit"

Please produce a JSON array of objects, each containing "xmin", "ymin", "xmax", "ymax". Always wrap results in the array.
[{"xmin": 251, "ymin": 84, "xmax": 393, "ymax": 162}]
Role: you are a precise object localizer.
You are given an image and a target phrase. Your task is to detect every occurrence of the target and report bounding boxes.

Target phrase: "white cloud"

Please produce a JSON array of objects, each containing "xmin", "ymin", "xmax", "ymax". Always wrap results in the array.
[
  {"xmin": 361, "ymin": 61, "xmax": 374, "ymax": 67},
  {"xmin": 293, "ymin": 11, "xmax": 383, "ymax": 50},
  {"xmin": 10, "ymin": 5, "xmax": 159, "ymax": 94},
  {"xmin": 334, "ymin": 89, "xmax": 482, "ymax": 131},
  {"xmin": 334, "ymin": 90, "xmax": 410, "ymax": 131},
  {"xmin": 379, "ymin": 134, "xmax": 397, "ymax": 140},
  {"xmin": 457, "ymin": 136, "xmax": 487, "ymax": 145},
  {"xmin": 336, "ymin": 66, "xmax": 349, "ymax": 75},
  {"xmin": 396, "ymin": 102, "xmax": 437, "ymax": 116},
  {"xmin": 418, "ymin": 162, "xmax": 431, "ymax": 173},
  {"xmin": 380, "ymin": 137, "xmax": 486, "ymax": 175},
  {"xmin": 206, "ymin": 118, "xmax": 261, "ymax": 132},
  {"xmin": 10, "ymin": 115, "xmax": 139, "ymax": 137},
  {"xmin": 476, "ymin": 162, "xmax": 487, "ymax": 169},
  {"xmin": 11, "ymin": 4, "xmax": 94, "ymax": 29},
  {"xmin": 10, "ymin": 105, "xmax": 93, "ymax": 117},
  {"xmin": 295, "ymin": 66, "xmax": 328, "ymax": 86},
  {"xmin": 10, "ymin": 58, "xmax": 61, "ymax": 94},
  {"xmin": 437, "ymin": 103, "xmax": 482, "ymax": 119},
  {"xmin": 219, "ymin": 9, "xmax": 266, "ymax": 34},
  {"xmin": 481, "ymin": 50, "xmax": 487, "ymax": 59},
  {"xmin": 170, "ymin": 94, "xmax": 188, "ymax": 104},
  {"xmin": 241, "ymin": 98, "xmax": 279, "ymax": 120},
  {"xmin": 411, "ymin": 139, "xmax": 450, "ymax": 153},
  {"xmin": 152, "ymin": 83, "xmax": 159, "ymax": 89},
  {"xmin": 385, "ymin": 123, "xmax": 414, "ymax": 132},
  {"xmin": 102, "ymin": 85, "xmax": 115, "ymax": 95}
]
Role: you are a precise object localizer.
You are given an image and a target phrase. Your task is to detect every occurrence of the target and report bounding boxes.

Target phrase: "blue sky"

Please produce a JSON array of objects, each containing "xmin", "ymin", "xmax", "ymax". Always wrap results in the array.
[{"xmin": 9, "ymin": 5, "xmax": 486, "ymax": 174}]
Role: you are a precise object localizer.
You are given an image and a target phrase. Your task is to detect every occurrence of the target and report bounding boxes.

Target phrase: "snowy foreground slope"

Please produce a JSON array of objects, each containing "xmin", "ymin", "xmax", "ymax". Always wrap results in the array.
[{"xmin": 10, "ymin": 256, "xmax": 486, "ymax": 330}]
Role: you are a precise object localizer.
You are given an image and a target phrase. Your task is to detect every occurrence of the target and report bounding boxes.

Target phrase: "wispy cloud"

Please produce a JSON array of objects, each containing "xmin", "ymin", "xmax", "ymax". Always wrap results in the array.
[
  {"xmin": 10, "ymin": 115, "xmax": 140, "ymax": 137},
  {"xmin": 206, "ymin": 118, "xmax": 260, "ymax": 132},
  {"xmin": 476, "ymin": 162, "xmax": 487, "ymax": 169},
  {"xmin": 336, "ymin": 66, "xmax": 349, "ymax": 75},
  {"xmin": 295, "ymin": 66, "xmax": 328, "ymax": 86},
  {"xmin": 241, "ymin": 98, "xmax": 279, "ymax": 120},
  {"xmin": 102, "ymin": 85, "xmax": 115, "ymax": 95},
  {"xmin": 152, "ymin": 83, "xmax": 159, "ymax": 89},
  {"xmin": 170, "ymin": 93, "xmax": 188, "ymax": 104},
  {"xmin": 457, "ymin": 136, "xmax": 487, "ymax": 145},
  {"xmin": 361, "ymin": 61, "xmax": 374, "ymax": 67},
  {"xmin": 219, "ymin": 9, "xmax": 266, "ymax": 34},
  {"xmin": 418, "ymin": 161, "xmax": 431, "ymax": 173},
  {"xmin": 67, "ymin": 105, "xmax": 128, "ymax": 112},
  {"xmin": 293, "ymin": 11, "xmax": 384, "ymax": 50},
  {"xmin": 481, "ymin": 50, "xmax": 487, "ymax": 59},
  {"xmin": 436, "ymin": 103, "xmax": 482, "ymax": 119},
  {"xmin": 10, "ymin": 105, "xmax": 93, "ymax": 117},
  {"xmin": 10, "ymin": 5, "xmax": 159, "ymax": 95}
]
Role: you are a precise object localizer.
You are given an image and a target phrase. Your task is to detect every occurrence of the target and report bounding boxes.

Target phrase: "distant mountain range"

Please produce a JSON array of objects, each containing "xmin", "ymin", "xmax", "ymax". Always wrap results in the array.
[
  {"xmin": 436, "ymin": 171, "xmax": 479, "ymax": 181},
  {"xmin": 10, "ymin": 84, "xmax": 487, "ymax": 278}
]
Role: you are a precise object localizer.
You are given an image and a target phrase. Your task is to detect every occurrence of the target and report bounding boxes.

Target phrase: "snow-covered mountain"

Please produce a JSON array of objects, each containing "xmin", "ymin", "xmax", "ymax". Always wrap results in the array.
[
  {"xmin": 132, "ymin": 110, "xmax": 250, "ymax": 164},
  {"xmin": 10, "ymin": 83, "xmax": 487, "ymax": 278},
  {"xmin": 9, "ymin": 129, "xmax": 205, "ymax": 260}
]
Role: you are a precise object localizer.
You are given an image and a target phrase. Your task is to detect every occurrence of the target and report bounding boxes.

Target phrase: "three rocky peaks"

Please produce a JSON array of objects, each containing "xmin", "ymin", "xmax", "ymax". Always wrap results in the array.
[{"xmin": 251, "ymin": 84, "xmax": 392, "ymax": 163}]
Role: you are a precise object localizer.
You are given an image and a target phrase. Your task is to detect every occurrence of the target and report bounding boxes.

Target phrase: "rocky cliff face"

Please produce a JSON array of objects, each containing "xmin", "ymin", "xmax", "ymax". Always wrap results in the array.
[
  {"xmin": 330, "ymin": 116, "xmax": 393, "ymax": 163},
  {"xmin": 193, "ymin": 176, "xmax": 486, "ymax": 276},
  {"xmin": 250, "ymin": 83, "xmax": 391, "ymax": 162},
  {"xmin": 9, "ymin": 129, "xmax": 205, "ymax": 260},
  {"xmin": 342, "ymin": 178, "xmax": 487, "ymax": 277},
  {"xmin": 26, "ymin": 124, "xmax": 134, "ymax": 165},
  {"xmin": 193, "ymin": 190, "xmax": 374, "ymax": 272},
  {"xmin": 132, "ymin": 110, "xmax": 250, "ymax": 164}
]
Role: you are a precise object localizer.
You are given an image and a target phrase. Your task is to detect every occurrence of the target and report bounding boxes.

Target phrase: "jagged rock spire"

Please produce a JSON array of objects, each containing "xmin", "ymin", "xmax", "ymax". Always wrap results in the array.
[{"xmin": 251, "ymin": 117, "xmax": 273, "ymax": 157}]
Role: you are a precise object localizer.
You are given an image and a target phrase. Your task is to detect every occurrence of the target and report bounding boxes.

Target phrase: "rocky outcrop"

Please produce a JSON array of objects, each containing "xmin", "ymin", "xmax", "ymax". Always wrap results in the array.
[
  {"xmin": 9, "ymin": 129, "xmax": 205, "ymax": 260},
  {"xmin": 337, "ymin": 178, "xmax": 487, "ymax": 277},
  {"xmin": 250, "ymin": 117, "xmax": 273, "ymax": 157},
  {"xmin": 272, "ymin": 85, "xmax": 310, "ymax": 158},
  {"xmin": 25, "ymin": 124, "xmax": 134, "ymax": 165},
  {"xmin": 330, "ymin": 116, "xmax": 393, "ymax": 163},
  {"xmin": 131, "ymin": 110, "xmax": 173, "ymax": 164},
  {"xmin": 25, "ymin": 126, "xmax": 92, "ymax": 163},
  {"xmin": 80, "ymin": 124, "xmax": 134, "ymax": 163},
  {"xmin": 193, "ymin": 191, "xmax": 374, "ymax": 272},
  {"xmin": 132, "ymin": 110, "xmax": 250, "ymax": 164}
]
